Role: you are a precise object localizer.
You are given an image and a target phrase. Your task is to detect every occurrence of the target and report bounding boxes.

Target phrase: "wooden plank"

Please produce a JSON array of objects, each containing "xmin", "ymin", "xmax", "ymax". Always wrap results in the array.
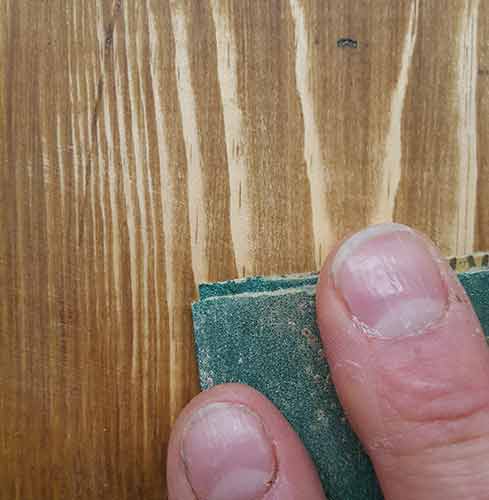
[{"xmin": 0, "ymin": 1, "xmax": 487, "ymax": 498}]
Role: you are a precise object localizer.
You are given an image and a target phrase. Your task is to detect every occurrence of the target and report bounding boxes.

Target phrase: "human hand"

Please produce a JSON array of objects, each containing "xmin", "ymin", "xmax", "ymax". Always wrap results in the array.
[{"xmin": 167, "ymin": 224, "xmax": 489, "ymax": 500}]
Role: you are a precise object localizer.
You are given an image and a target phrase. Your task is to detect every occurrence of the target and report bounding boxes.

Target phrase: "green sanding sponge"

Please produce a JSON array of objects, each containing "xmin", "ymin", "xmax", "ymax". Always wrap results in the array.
[{"xmin": 192, "ymin": 261, "xmax": 489, "ymax": 500}]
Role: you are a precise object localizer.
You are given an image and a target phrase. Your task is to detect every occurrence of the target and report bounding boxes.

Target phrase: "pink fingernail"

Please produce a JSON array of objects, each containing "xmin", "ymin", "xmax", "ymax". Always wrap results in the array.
[
  {"xmin": 332, "ymin": 223, "xmax": 448, "ymax": 338},
  {"xmin": 181, "ymin": 403, "xmax": 276, "ymax": 500}
]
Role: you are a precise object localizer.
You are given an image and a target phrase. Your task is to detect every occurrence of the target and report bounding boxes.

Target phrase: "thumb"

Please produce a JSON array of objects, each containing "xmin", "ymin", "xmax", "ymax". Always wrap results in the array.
[
  {"xmin": 167, "ymin": 383, "xmax": 326, "ymax": 500},
  {"xmin": 317, "ymin": 223, "xmax": 489, "ymax": 500}
]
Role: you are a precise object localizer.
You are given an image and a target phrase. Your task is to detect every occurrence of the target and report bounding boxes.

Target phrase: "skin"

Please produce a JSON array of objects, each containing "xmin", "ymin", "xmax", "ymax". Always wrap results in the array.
[{"xmin": 167, "ymin": 224, "xmax": 489, "ymax": 500}]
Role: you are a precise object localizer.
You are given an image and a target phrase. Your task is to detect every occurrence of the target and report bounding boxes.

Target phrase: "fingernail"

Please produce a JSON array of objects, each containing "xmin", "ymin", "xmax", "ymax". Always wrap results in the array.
[
  {"xmin": 332, "ymin": 223, "xmax": 448, "ymax": 338},
  {"xmin": 181, "ymin": 403, "xmax": 276, "ymax": 500}
]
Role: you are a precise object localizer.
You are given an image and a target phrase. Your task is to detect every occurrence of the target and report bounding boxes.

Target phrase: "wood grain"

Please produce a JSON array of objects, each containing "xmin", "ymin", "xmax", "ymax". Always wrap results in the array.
[{"xmin": 1, "ymin": 1, "xmax": 488, "ymax": 498}]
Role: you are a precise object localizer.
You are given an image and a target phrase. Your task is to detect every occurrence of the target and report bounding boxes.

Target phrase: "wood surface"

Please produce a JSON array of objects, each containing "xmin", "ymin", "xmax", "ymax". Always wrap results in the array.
[{"xmin": 1, "ymin": 1, "xmax": 489, "ymax": 498}]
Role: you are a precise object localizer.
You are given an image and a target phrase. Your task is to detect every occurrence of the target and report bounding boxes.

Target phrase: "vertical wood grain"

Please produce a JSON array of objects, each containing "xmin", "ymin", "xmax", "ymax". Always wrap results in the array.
[
  {"xmin": 289, "ymin": 0, "xmax": 334, "ymax": 267},
  {"xmin": 296, "ymin": 0, "xmax": 415, "ymax": 243},
  {"xmin": 1, "ymin": 1, "xmax": 489, "ymax": 499},
  {"xmin": 210, "ymin": 0, "xmax": 253, "ymax": 275},
  {"xmin": 374, "ymin": 0, "xmax": 419, "ymax": 224},
  {"xmin": 169, "ymin": 0, "xmax": 237, "ymax": 284},
  {"xmin": 455, "ymin": 0, "xmax": 480, "ymax": 254},
  {"xmin": 394, "ymin": 1, "xmax": 477, "ymax": 255},
  {"xmin": 223, "ymin": 0, "xmax": 316, "ymax": 275},
  {"xmin": 476, "ymin": 0, "xmax": 489, "ymax": 251}
]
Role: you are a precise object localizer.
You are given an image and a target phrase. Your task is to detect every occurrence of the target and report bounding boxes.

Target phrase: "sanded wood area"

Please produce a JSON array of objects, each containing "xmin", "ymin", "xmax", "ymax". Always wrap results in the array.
[{"xmin": 1, "ymin": 1, "xmax": 488, "ymax": 498}]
